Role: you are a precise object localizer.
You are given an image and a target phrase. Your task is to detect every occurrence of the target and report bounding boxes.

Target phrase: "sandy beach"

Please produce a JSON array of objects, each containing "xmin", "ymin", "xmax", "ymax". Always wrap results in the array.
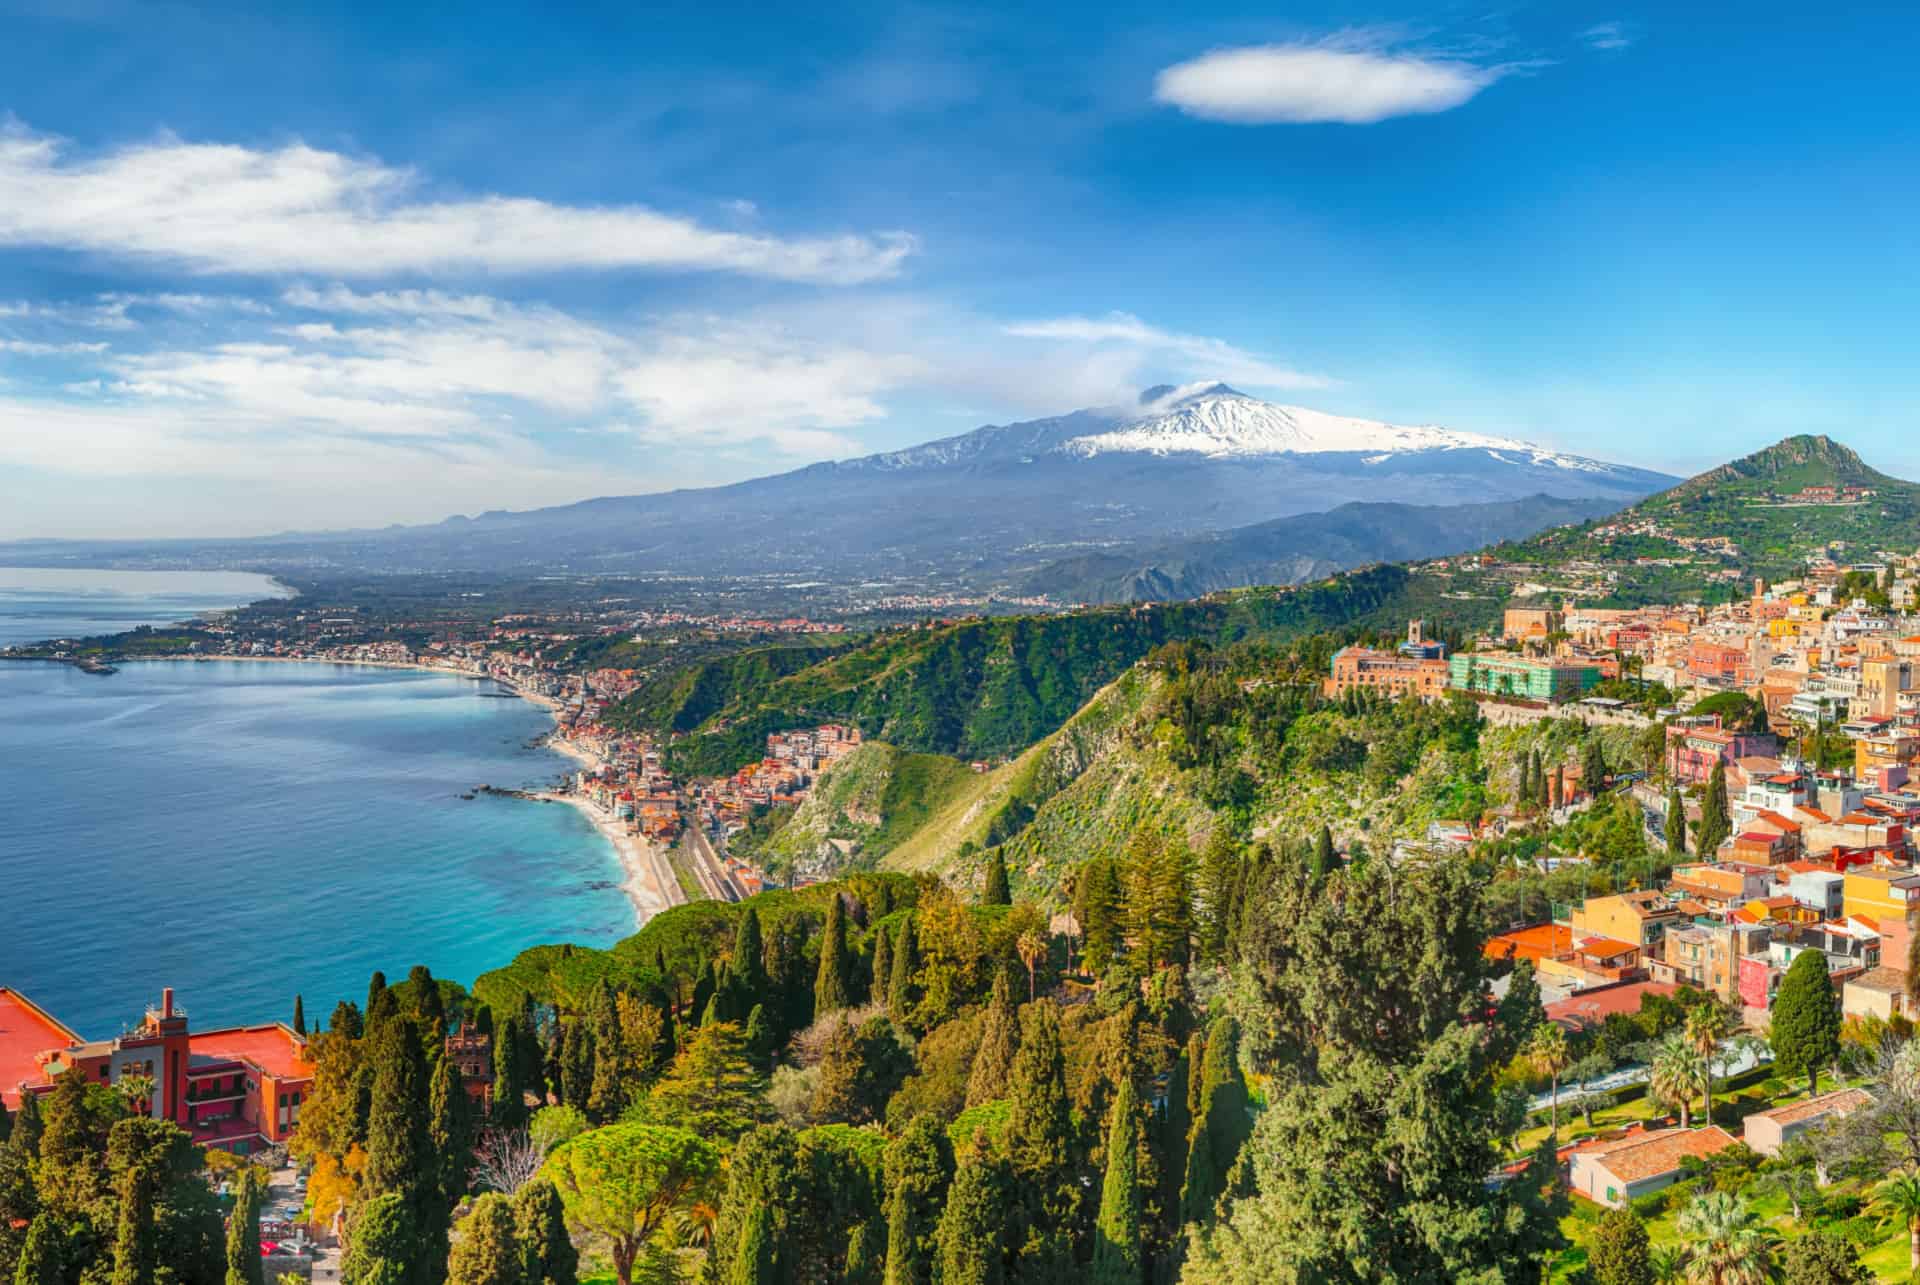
[{"xmin": 536, "ymin": 790, "xmax": 680, "ymax": 926}]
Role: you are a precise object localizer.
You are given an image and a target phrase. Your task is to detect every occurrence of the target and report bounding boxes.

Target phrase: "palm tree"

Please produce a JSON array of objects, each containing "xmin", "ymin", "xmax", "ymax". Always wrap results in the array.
[
  {"xmin": 1875, "ymin": 1172, "xmax": 1920, "ymax": 1275},
  {"xmin": 116, "ymin": 1072, "xmax": 156, "ymax": 1117},
  {"xmin": 1674, "ymin": 1191, "xmax": 1775, "ymax": 1284},
  {"xmin": 674, "ymin": 1200, "xmax": 719, "ymax": 1250},
  {"xmin": 1648, "ymin": 1031, "xmax": 1705, "ymax": 1130},
  {"xmin": 1685, "ymin": 1004, "xmax": 1734, "ymax": 1125},
  {"xmin": 1529, "ymin": 1023, "xmax": 1572, "ymax": 1136},
  {"xmin": 1016, "ymin": 929, "xmax": 1046, "ymax": 1002},
  {"xmin": 1648, "ymin": 1245, "xmax": 1686, "ymax": 1284}
]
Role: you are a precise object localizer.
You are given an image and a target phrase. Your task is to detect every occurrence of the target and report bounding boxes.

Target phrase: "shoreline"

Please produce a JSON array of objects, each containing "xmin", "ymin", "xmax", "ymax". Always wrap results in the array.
[{"xmin": 10, "ymin": 650, "xmax": 676, "ymax": 928}]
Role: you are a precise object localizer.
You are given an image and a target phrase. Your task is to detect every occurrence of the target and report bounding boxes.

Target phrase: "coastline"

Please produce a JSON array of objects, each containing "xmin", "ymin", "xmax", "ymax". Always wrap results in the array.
[{"xmin": 23, "ymin": 652, "xmax": 679, "ymax": 928}]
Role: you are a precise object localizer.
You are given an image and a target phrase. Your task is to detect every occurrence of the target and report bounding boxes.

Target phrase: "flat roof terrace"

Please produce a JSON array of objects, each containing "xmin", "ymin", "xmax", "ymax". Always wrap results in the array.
[{"xmin": 0, "ymin": 988, "xmax": 81, "ymax": 1108}]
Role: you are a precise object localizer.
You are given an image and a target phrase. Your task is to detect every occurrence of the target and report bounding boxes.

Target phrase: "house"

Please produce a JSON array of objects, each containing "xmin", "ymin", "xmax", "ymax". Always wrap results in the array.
[
  {"xmin": 1568, "ymin": 1126, "xmax": 1740, "ymax": 1208},
  {"xmin": 1840, "ymin": 867, "xmax": 1920, "ymax": 922},
  {"xmin": 1569, "ymin": 891, "xmax": 1685, "ymax": 952},
  {"xmin": 1666, "ymin": 716, "xmax": 1779, "ymax": 787},
  {"xmin": 1743, "ymin": 1088, "xmax": 1874, "ymax": 1157},
  {"xmin": 1841, "ymin": 966, "xmax": 1914, "ymax": 1023},
  {"xmin": 1324, "ymin": 647, "xmax": 1450, "ymax": 700}
]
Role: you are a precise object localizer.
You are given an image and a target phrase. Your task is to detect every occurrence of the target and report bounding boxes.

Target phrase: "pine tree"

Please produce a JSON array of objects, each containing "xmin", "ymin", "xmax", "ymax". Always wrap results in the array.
[
  {"xmin": 936, "ymin": 1138, "xmax": 1009, "ymax": 1285},
  {"xmin": 888, "ymin": 917, "xmax": 919, "ymax": 1016},
  {"xmin": 1772, "ymin": 949, "xmax": 1842, "ymax": 1098},
  {"xmin": 816, "ymin": 895, "xmax": 853, "ymax": 1017},
  {"xmin": 966, "ymin": 970, "xmax": 1021, "ymax": 1108},
  {"xmin": 447, "ymin": 1194, "xmax": 521, "ymax": 1285},
  {"xmin": 1667, "ymin": 787, "xmax": 1687, "ymax": 856},
  {"xmin": 331, "ymin": 1000, "xmax": 364, "ymax": 1039},
  {"xmin": 1091, "ymin": 1078, "xmax": 1143, "ymax": 1285},
  {"xmin": 730, "ymin": 1205, "xmax": 778, "ymax": 1285},
  {"xmin": 883, "ymin": 1116, "xmax": 955, "ymax": 1285},
  {"xmin": 872, "ymin": 922, "xmax": 894, "ymax": 1004},
  {"xmin": 224, "ymin": 1167, "xmax": 264, "ymax": 1285},
  {"xmin": 512, "ymin": 1177, "xmax": 579, "ymax": 1285},
  {"xmin": 292, "ymin": 995, "xmax": 305, "ymax": 1037},
  {"xmin": 1585, "ymin": 1207, "xmax": 1652, "ymax": 1285},
  {"xmin": 1005, "ymin": 1002, "xmax": 1077, "ymax": 1275},
  {"xmin": 982, "ymin": 850, "xmax": 1011, "ymax": 906}
]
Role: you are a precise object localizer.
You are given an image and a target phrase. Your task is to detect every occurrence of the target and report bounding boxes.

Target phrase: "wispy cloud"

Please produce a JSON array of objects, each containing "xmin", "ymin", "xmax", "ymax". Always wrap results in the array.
[
  {"xmin": 1004, "ymin": 312, "xmax": 1331, "ymax": 391},
  {"xmin": 1578, "ymin": 22, "xmax": 1633, "ymax": 51},
  {"xmin": 0, "ymin": 123, "xmax": 915, "ymax": 285},
  {"xmin": 1153, "ymin": 37, "xmax": 1511, "ymax": 125}
]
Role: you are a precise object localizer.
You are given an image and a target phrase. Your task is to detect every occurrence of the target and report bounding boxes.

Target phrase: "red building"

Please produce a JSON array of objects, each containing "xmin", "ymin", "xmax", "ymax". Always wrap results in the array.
[
  {"xmin": 1665, "ymin": 715, "xmax": 1778, "ymax": 786},
  {"xmin": 0, "ymin": 986, "xmax": 311, "ymax": 1156}
]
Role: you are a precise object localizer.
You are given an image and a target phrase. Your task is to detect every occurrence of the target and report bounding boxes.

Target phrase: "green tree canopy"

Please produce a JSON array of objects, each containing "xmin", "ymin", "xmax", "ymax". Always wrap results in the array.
[{"xmin": 544, "ymin": 1121, "xmax": 721, "ymax": 1285}]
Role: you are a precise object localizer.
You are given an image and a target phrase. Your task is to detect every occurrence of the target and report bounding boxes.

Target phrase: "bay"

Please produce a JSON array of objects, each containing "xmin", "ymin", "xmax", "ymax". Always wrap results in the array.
[
  {"xmin": 0, "ymin": 658, "xmax": 632, "ymax": 1039},
  {"xmin": 0, "ymin": 566, "xmax": 293, "ymax": 648}
]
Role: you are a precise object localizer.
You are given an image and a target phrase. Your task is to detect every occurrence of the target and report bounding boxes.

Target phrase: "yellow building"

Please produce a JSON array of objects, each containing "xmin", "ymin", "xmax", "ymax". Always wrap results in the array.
[
  {"xmin": 1840, "ymin": 868, "xmax": 1920, "ymax": 922},
  {"xmin": 1856, "ymin": 731, "xmax": 1920, "ymax": 781},
  {"xmin": 1569, "ymin": 891, "xmax": 1684, "ymax": 950}
]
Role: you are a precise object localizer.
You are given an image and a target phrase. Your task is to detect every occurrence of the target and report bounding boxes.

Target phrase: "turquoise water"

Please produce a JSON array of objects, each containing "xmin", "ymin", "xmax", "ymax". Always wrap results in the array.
[
  {"xmin": 0, "ymin": 659, "xmax": 632, "ymax": 1039},
  {"xmin": 0, "ymin": 567, "xmax": 292, "ymax": 648}
]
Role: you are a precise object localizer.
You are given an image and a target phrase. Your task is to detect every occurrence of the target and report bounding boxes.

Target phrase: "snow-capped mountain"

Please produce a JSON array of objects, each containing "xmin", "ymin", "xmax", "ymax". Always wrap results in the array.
[
  {"xmin": 52, "ymin": 383, "xmax": 1674, "ymax": 587},
  {"xmin": 1060, "ymin": 383, "xmax": 1612, "ymax": 473}
]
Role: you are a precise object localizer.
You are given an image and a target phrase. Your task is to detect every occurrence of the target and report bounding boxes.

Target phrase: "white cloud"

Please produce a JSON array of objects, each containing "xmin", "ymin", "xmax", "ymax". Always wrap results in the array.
[
  {"xmin": 1154, "ymin": 42, "xmax": 1504, "ymax": 125},
  {"xmin": 1004, "ymin": 312, "xmax": 1332, "ymax": 391},
  {"xmin": 0, "ymin": 123, "xmax": 915, "ymax": 284},
  {"xmin": 0, "ymin": 338, "xmax": 109, "ymax": 355},
  {"xmin": 1578, "ymin": 22, "xmax": 1633, "ymax": 51}
]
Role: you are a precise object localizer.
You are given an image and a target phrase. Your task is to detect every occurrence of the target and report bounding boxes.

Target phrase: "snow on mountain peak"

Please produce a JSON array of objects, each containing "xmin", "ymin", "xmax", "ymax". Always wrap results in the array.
[{"xmin": 1064, "ymin": 387, "xmax": 1607, "ymax": 472}]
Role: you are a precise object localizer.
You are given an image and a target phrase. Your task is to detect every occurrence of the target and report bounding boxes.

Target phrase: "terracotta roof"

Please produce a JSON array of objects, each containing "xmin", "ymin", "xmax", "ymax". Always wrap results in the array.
[
  {"xmin": 187, "ymin": 1025, "xmax": 312, "ymax": 1081},
  {"xmin": 1847, "ymin": 966, "xmax": 1908, "ymax": 995},
  {"xmin": 1747, "ymin": 1088, "xmax": 1872, "ymax": 1129},
  {"xmin": 1484, "ymin": 923, "xmax": 1572, "ymax": 962},
  {"xmin": 1545, "ymin": 981, "xmax": 1679, "ymax": 1027},
  {"xmin": 1575, "ymin": 937, "xmax": 1639, "ymax": 959},
  {"xmin": 1588, "ymin": 1126, "xmax": 1739, "ymax": 1183}
]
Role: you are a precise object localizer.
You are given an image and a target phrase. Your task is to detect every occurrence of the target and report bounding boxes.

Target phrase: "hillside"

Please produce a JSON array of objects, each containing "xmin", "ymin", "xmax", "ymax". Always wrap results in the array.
[
  {"xmin": 1468, "ymin": 435, "xmax": 1920, "ymax": 605},
  {"xmin": 1024, "ymin": 493, "xmax": 1623, "ymax": 604},
  {"xmin": 745, "ymin": 742, "xmax": 981, "ymax": 879},
  {"xmin": 614, "ymin": 563, "xmax": 1436, "ymax": 775}
]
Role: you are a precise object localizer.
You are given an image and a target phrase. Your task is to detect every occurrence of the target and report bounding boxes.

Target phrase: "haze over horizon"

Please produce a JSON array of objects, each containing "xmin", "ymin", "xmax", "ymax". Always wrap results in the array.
[{"xmin": 4, "ymin": 1, "xmax": 1919, "ymax": 540}]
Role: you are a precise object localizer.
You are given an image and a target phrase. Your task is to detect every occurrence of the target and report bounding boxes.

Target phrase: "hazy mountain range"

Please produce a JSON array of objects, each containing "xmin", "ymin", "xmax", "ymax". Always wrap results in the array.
[{"xmin": 1, "ymin": 383, "xmax": 1674, "ymax": 588}]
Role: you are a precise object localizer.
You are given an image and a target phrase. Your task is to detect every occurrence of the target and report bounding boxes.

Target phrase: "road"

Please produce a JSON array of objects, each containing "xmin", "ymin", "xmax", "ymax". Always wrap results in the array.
[{"xmin": 687, "ymin": 826, "xmax": 744, "ymax": 902}]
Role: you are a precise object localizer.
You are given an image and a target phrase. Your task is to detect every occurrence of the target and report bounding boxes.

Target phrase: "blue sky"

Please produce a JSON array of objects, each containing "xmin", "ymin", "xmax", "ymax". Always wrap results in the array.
[{"xmin": 2, "ymin": 1, "xmax": 1918, "ymax": 537}]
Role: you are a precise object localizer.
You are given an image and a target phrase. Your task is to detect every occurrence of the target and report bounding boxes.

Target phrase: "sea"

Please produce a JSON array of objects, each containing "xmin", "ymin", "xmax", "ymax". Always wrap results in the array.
[{"xmin": 0, "ymin": 571, "xmax": 633, "ymax": 1039}]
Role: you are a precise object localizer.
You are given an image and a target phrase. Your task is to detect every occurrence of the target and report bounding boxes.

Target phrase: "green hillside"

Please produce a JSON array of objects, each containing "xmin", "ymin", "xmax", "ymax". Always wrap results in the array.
[
  {"xmin": 748, "ymin": 741, "xmax": 982, "ymax": 878},
  {"xmin": 613, "ymin": 563, "xmax": 1426, "ymax": 775}
]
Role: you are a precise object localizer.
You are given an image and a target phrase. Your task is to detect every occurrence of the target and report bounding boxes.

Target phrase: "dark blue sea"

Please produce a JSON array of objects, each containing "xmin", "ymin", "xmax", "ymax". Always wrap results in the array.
[{"xmin": 0, "ymin": 599, "xmax": 632, "ymax": 1039}]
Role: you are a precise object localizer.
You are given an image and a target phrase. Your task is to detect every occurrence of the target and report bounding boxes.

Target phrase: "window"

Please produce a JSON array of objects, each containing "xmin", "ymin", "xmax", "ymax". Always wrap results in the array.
[{"xmin": 1606, "ymin": 1186, "xmax": 1618, "ymax": 1203}]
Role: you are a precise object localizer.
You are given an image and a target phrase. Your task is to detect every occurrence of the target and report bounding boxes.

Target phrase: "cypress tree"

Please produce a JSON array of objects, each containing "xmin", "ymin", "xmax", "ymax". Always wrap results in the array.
[
  {"xmin": 342, "ymin": 1192, "xmax": 416, "ymax": 1285},
  {"xmin": 109, "ymin": 1118, "xmax": 173, "ymax": 1285},
  {"xmin": 365, "ymin": 970, "xmax": 388, "ymax": 1025},
  {"xmin": 816, "ymin": 895, "xmax": 853, "ymax": 1017},
  {"xmin": 743, "ymin": 1004, "xmax": 774, "ymax": 1072},
  {"xmin": 888, "ymin": 917, "xmax": 919, "ymax": 1016},
  {"xmin": 1310, "ymin": 826, "xmax": 1336, "ymax": 885},
  {"xmin": 730, "ymin": 1206, "xmax": 779, "ymax": 1285},
  {"xmin": 692, "ymin": 959, "xmax": 718, "ymax": 1022},
  {"xmin": 491, "ymin": 1015, "xmax": 528, "ymax": 1129},
  {"xmin": 982, "ymin": 850, "xmax": 1011, "ymax": 906},
  {"xmin": 1158, "ymin": 1044, "xmax": 1193, "ymax": 1239},
  {"xmin": 1005, "ymin": 1002, "xmax": 1076, "ymax": 1275},
  {"xmin": 872, "ymin": 923, "xmax": 894, "ymax": 1005},
  {"xmin": 292, "ymin": 995, "xmax": 305, "ymax": 1037},
  {"xmin": 1181, "ymin": 1015, "xmax": 1250, "ymax": 1226},
  {"xmin": 586, "ymin": 981, "xmax": 626, "ymax": 1123},
  {"xmin": 936, "ymin": 1138, "xmax": 1009, "ymax": 1285},
  {"xmin": 883, "ymin": 1115, "xmax": 955, "ymax": 1285},
  {"xmin": 429, "ymin": 1053, "xmax": 473, "ymax": 1220},
  {"xmin": 407, "ymin": 965, "xmax": 446, "ymax": 1042},
  {"xmin": 965, "ymin": 970, "xmax": 1020, "ymax": 1108},
  {"xmin": 1534, "ymin": 752, "xmax": 1549, "ymax": 809},
  {"xmin": 15, "ymin": 1215, "xmax": 61, "ymax": 1285},
  {"xmin": 224, "ymin": 1167, "xmax": 264, "ymax": 1285},
  {"xmin": 1091, "ymin": 1078, "xmax": 1143, "ymax": 1285},
  {"xmin": 1772, "ymin": 949, "xmax": 1842, "ymax": 1098},
  {"xmin": 1667, "ymin": 788, "xmax": 1687, "ymax": 856},
  {"xmin": 364, "ymin": 1016, "xmax": 431, "ymax": 1205},
  {"xmin": 1584, "ymin": 736, "xmax": 1609, "ymax": 797},
  {"xmin": 1554, "ymin": 764, "xmax": 1566, "ymax": 811},
  {"xmin": 447, "ymin": 1194, "xmax": 521, "ymax": 1285},
  {"xmin": 512, "ymin": 1177, "xmax": 578, "ymax": 1285},
  {"xmin": 560, "ymin": 1019, "xmax": 593, "ymax": 1108},
  {"xmin": 330, "ymin": 1000, "xmax": 364, "ymax": 1039},
  {"xmin": 1696, "ymin": 761, "xmax": 1731, "ymax": 857},
  {"xmin": 734, "ymin": 906, "xmax": 770, "ymax": 997}
]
